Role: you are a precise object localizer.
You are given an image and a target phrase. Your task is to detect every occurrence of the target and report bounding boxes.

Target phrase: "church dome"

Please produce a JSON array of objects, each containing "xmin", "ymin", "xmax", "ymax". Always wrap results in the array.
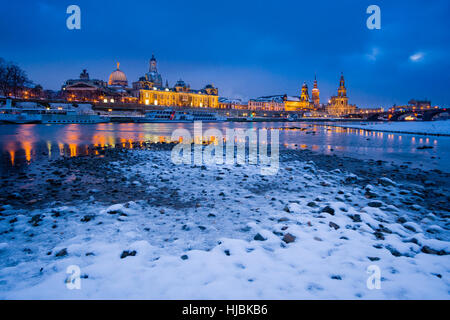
[{"xmin": 108, "ymin": 62, "xmax": 128, "ymax": 87}]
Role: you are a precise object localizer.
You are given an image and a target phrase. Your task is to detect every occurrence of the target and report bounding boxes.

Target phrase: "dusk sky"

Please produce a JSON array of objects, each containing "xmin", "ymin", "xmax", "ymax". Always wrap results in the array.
[{"xmin": 1, "ymin": 0, "xmax": 449, "ymax": 108}]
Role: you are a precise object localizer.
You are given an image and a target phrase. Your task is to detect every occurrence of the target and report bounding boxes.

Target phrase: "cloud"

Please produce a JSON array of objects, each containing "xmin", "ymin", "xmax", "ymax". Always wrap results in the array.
[{"xmin": 409, "ymin": 52, "xmax": 425, "ymax": 62}]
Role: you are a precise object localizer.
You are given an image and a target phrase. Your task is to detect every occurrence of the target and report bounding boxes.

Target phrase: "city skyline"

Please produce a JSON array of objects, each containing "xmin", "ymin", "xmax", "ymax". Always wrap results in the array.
[{"xmin": 1, "ymin": 0, "xmax": 449, "ymax": 108}]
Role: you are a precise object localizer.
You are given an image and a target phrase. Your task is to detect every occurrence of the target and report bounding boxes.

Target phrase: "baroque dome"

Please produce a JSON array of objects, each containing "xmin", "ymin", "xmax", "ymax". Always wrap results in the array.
[{"xmin": 108, "ymin": 62, "xmax": 128, "ymax": 87}]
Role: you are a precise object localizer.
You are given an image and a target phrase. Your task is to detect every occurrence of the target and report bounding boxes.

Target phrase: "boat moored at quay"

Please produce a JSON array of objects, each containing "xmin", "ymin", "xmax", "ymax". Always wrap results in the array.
[
  {"xmin": 135, "ymin": 109, "xmax": 227, "ymax": 123},
  {"xmin": 0, "ymin": 100, "xmax": 109, "ymax": 124}
]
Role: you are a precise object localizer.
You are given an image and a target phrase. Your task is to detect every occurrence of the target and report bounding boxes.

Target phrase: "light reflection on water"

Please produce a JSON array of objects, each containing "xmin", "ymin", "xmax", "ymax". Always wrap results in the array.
[{"xmin": 0, "ymin": 122, "xmax": 448, "ymax": 172}]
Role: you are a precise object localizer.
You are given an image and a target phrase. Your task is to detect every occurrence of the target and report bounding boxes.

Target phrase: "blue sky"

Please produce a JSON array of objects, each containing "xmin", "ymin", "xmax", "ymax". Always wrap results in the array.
[{"xmin": 0, "ymin": 0, "xmax": 449, "ymax": 108}]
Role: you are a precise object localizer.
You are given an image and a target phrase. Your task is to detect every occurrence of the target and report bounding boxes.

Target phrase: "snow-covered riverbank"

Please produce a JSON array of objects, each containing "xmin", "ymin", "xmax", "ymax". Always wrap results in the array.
[
  {"xmin": 0, "ymin": 148, "xmax": 449, "ymax": 299},
  {"xmin": 330, "ymin": 120, "xmax": 450, "ymax": 136}
]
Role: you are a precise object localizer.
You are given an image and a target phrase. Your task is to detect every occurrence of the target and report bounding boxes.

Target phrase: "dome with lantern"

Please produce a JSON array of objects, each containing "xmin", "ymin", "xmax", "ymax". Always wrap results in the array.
[{"xmin": 108, "ymin": 62, "xmax": 128, "ymax": 87}]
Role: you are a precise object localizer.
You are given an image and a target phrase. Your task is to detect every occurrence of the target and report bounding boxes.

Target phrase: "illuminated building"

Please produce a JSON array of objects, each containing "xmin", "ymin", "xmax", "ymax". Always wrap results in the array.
[
  {"xmin": 132, "ymin": 54, "xmax": 164, "ymax": 91},
  {"xmin": 62, "ymin": 69, "xmax": 109, "ymax": 101},
  {"xmin": 248, "ymin": 96, "xmax": 285, "ymax": 111},
  {"xmin": 284, "ymin": 81, "xmax": 316, "ymax": 111},
  {"xmin": 134, "ymin": 55, "xmax": 219, "ymax": 108},
  {"xmin": 311, "ymin": 75, "xmax": 320, "ymax": 108},
  {"xmin": 108, "ymin": 62, "xmax": 128, "ymax": 87},
  {"xmin": 326, "ymin": 73, "xmax": 357, "ymax": 116},
  {"xmin": 218, "ymin": 98, "xmax": 248, "ymax": 109}
]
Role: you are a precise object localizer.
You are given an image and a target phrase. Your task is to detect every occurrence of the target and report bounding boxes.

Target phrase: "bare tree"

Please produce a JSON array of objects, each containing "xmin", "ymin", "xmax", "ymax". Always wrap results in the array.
[{"xmin": 0, "ymin": 58, "xmax": 31, "ymax": 97}]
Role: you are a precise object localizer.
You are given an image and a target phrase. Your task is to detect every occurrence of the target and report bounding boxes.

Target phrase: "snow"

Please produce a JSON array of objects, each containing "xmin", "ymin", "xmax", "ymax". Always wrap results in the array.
[
  {"xmin": 332, "ymin": 121, "xmax": 450, "ymax": 136},
  {"xmin": 0, "ymin": 150, "xmax": 449, "ymax": 299}
]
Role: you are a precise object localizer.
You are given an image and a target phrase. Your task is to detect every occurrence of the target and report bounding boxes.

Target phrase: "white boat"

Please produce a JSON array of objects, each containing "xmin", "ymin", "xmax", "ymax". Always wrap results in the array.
[
  {"xmin": 0, "ymin": 100, "xmax": 109, "ymax": 124},
  {"xmin": 137, "ymin": 109, "xmax": 227, "ymax": 123}
]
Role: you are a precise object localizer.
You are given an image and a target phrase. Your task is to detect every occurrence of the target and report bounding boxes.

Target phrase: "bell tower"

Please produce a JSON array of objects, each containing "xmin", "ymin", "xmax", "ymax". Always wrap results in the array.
[
  {"xmin": 150, "ymin": 54, "xmax": 157, "ymax": 73},
  {"xmin": 312, "ymin": 74, "xmax": 320, "ymax": 108},
  {"xmin": 338, "ymin": 72, "xmax": 347, "ymax": 98},
  {"xmin": 300, "ymin": 82, "xmax": 310, "ymax": 102}
]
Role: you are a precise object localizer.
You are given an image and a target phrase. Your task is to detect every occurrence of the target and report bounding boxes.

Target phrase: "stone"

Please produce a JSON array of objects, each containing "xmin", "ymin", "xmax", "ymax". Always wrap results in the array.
[
  {"xmin": 307, "ymin": 201, "xmax": 318, "ymax": 208},
  {"xmin": 55, "ymin": 248, "xmax": 68, "ymax": 257},
  {"xmin": 254, "ymin": 233, "xmax": 266, "ymax": 241},
  {"xmin": 81, "ymin": 215, "xmax": 94, "ymax": 222},
  {"xmin": 368, "ymin": 201, "xmax": 383, "ymax": 208},
  {"xmin": 282, "ymin": 233, "xmax": 296, "ymax": 244},
  {"xmin": 421, "ymin": 246, "xmax": 447, "ymax": 256},
  {"xmin": 378, "ymin": 177, "xmax": 396, "ymax": 187},
  {"xmin": 321, "ymin": 206, "xmax": 335, "ymax": 215},
  {"xmin": 120, "ymin": 250, "xmax": 137, "ymax": 259},
  {"xmin": 329, "ymin": 221, "xmax": 340, "ymax": 230}
]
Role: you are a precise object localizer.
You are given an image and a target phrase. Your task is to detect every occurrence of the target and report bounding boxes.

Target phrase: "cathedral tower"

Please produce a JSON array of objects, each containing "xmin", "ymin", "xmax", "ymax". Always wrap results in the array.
[
  {"xmin": 338, "ymin": 72, "xmax": 347, "ymax": 98},
  {"xmin": 312, "ymin": 74, "xmax": 320, "ymax": 108},
  {"xmin": 300, "ymin": 82, "xmax": 310, "ymax": 102},
  {"xmin": 150, "ymin": 54, "xmax": 157, "ymax": 73}
]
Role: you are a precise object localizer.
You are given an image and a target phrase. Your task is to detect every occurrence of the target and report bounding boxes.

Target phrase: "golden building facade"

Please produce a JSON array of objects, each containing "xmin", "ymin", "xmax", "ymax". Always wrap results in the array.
[
  {"xmin": 138, "ymin": 80, "xmax": 219, "ymax": 108},
  {"xmin": 326, "ymin": 73, "xmax": 357, "ymax": 116},
  {"xmin": 133, "ymin": 55, "xmax": 219, "ymax": 108},
  {"xmin": 284, "ymin": 82, "xmax": 315, "ymax": 111}
]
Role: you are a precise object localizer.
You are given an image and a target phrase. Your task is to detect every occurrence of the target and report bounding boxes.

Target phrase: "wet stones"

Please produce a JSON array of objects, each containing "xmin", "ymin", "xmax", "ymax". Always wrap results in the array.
[
  {"xmin": 29, "ymin": 214, "xmax": 43, "ymax": 226},
  {"xmin": 378, "ymin": 177, "xmax": 396, "ymax": 187},
  {"xmin": 321, "ymin": 206, "xmax": 335, "ymax": 215},
  {"xmin": 282, "ymin": 233, "xmax": 296, "ymax": 244},
  {"xmin": 81, "ymin": 215, "xmax": 95, "ymax": 222},
  {"xmin": 348, "ymin": 214, "xmax": 362, "ymax": 223},
  {"xmin": 421, "ymin": 246, "xmax": 448, "ymax": 256},
  {"xmin": 329, "ymin": 222, "xmax": 340, "ymax": 230},
  {"xmin": 120, "ymin": 250, "xmax": 137, "ymax": 259},
  {"xmin": 368, "ymin": 201, "xmax": 383, "ymax": 208},
  {"xmin": 253, "ymin": 233, "xmax": 266, "ymax": 241},
  {"xmin": 307, "ymin": 201, "xmax": 318, "ymax": 208},
  {"xmin": 55, "ymin": 248, "xmax": 68, "ymax": 257}
]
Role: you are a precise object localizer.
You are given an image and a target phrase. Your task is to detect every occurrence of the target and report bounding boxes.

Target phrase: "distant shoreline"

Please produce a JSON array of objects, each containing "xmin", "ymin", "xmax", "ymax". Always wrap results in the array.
[{"xmin": 322, "ymin": 123, "xmax": 450, "ymax": 137}]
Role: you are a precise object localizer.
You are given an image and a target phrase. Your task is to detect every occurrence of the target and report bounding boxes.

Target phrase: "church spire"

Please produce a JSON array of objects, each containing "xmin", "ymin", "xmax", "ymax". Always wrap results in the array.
[
  {"xmin": 338, "ymin": 72, "xmax": 347, "ymax": 97},
  {"xmin": 312, "ymin": 74, "xmax": 320, "ymax": 108}
]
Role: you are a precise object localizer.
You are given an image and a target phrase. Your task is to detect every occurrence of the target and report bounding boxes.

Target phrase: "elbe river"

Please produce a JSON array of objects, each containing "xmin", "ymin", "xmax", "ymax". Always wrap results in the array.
[{"xmin": 0, "ymin": 121, "xmax": 448, "ymax": 172}]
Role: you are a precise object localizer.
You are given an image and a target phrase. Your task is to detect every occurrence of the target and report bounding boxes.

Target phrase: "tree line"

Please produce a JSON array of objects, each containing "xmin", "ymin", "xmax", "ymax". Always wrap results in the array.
[{"xmin": 0, "ymin": 57, "xmax": 33, "ymax": 98}]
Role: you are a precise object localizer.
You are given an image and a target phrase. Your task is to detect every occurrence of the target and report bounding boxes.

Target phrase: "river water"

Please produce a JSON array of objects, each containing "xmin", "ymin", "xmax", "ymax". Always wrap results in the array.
[{"xmin": 0, "ymin": 121, "xmax": 449, "ymax": 172}]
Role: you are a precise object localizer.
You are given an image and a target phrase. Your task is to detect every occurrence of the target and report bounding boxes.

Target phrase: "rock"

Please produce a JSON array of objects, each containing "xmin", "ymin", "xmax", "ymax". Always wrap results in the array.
[
  {"xmin": 331, "ymin": 275, "xmax": 342, "ymax": 280},
  {"xmin": 321, "ymin": 206, "xmax": 335, "ymax": 215},
  {"xmin": 254, "ymin": 233, "xmax": 266, "ymax": 241},
  {"xmin": 368, "ymin": 201, "xmax": 383, "ymax": 208},
  {"xmin": 374, "ymin": 232, "xmax": 385, "ymax": 240},
  {"xmin": 81, "ymin": 215, "xmax": 94, "ymax": 222},
  {"xmin": 180, "ymin": 254, "xmax": 189, "ymax": 260},
  {"xmin": 282, "ymin": 233, "xmax": 296, "ymax": 244},
  {"xmin": 378, "ymin": 177, "xmax": 396, "ymax": 187},
  {"xmin": 421, "ymin": 246, "xmax": 447, "ymax": 256},
  {"xmin": 29, "ymin": 214, "xmax": 43, "ymax": 226},
  {"xmin": 329, "ymin": 221, "xmax": 340, "ymax": 230},
  {"xmin": 278, "ymin": 217, "xmax": 289, "ymax": 222},
  {"xmin": 368, "ymin": 257, "xmax": 380, "ymax": 261},
  {"xmin": 55, "ymin": 248, "xmax": 68, "ymax": 257},
  {"xmin": 396, "ymin": 217, "xmax": 407, "ymax": 224},
  {"xmin": 120, "ymin": 250, "xmax": 137, "ymax": 259},
  {"xmin": 283, "ymin": 205, "xmax": 291, "ymax": 213},
  {"xmin": 386, "ymin": 246, "xmax": 402, "ymax": 257},
  {"xmin": 307, "ymin": 201, "xmax": 318, "ymax": 208},
  {"xmin": 348, "ymin": 214, "xmax": 362, "ymax": 223}
]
